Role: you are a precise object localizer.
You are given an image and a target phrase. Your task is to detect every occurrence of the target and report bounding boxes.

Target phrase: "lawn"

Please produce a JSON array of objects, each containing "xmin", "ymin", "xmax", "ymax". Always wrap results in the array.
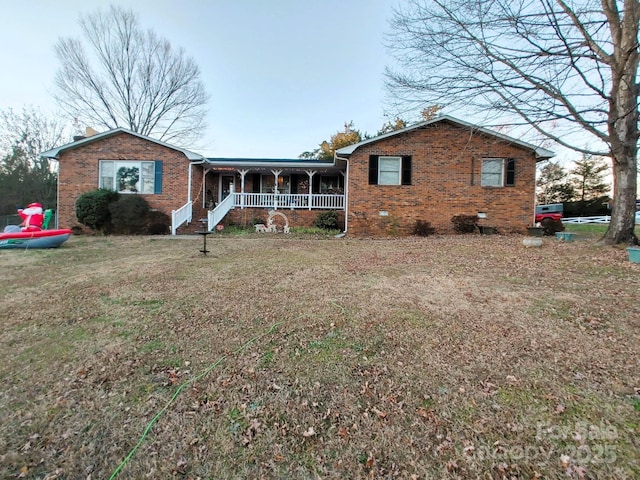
[
  {"xmin": 564, "ymin": 223, "xmax": 640, "ymax": 239},
  {"xmin": 1, "ymin": 234, "xmax": 638, "ymax": 479}
]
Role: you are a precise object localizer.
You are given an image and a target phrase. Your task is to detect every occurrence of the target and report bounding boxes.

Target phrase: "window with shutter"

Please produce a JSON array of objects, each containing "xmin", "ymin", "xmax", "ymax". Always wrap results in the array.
[
  {"xmin": 481, "ymin": 158, "xmax": 516, "ymax": 187},
  {"xmin": 369, "ymin": 155, "xmax": 412, "ymax": 186},
  {"xmin": 99, "ymin": 160, "xmax": 161, "ymax": 194}
]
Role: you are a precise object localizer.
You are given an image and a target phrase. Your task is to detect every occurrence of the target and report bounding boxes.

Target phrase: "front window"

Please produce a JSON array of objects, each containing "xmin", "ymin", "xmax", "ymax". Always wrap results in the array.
[
  {"xmin": 100, "ymin": 160, "xmax": 156, "ymax": 193},
  {"xmin": 481, "ymin": 158, "xmax": 515, "ymax": 187},
  {"xmin": 378, "ymin": 156, "xmax": 401, "ymax": 185},
  {"xmin": 261, "ymin": 174, "xmax": 290, "ymax": 194},
  {"xmin": 481, "ymin": 158, "xmax": 504, "ymax": 187},
  {"xmin": 319, "ymin": 175, "xmax": 342, "ymax": 194}
]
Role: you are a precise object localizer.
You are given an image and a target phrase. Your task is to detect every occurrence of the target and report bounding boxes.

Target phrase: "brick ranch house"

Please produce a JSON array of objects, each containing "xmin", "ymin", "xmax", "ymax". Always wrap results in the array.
[{"xmin": 41, "ymin": 115, "xmax": 553, "ymax": 236}]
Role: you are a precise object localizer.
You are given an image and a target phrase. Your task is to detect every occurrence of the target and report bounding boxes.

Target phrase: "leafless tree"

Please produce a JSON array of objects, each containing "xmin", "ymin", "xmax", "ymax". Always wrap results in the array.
[
  {"xmin": 54, "ymin": 6, "xmax": 208, "ymax": 147},
  {"xmin": 0, "ymin": 106, "xmax": 70, "ymax": 161},
  {"xmin": 0, "ymin": 107, "xmax": 72, "ymax": 211},
  {"xmin": 387, "ymin": 0, "xmax": 638, "ymax": 244}
]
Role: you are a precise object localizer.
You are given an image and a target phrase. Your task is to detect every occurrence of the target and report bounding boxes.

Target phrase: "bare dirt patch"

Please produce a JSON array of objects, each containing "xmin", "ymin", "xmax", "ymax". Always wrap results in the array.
[{"xmin": 1, "ymin": 234, "xmax": 638, "ymax": 479}]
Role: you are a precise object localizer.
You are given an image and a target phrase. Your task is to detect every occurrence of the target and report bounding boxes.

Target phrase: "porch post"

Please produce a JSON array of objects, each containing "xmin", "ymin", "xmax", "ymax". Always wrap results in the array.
[
  {"xmin": 271, "ymin": 169, "xmax": 282, "ymax": 210},
  {"xmin": 202, "ymin": 167, "xmax": 207, "ymax": 209},
  {"xmin": 305, "ymin": 170, "xmax": 316, "ymax": 210},
  {"xmin": 238, "ymin": 169, "xmax": 249, "ymax": 209}
]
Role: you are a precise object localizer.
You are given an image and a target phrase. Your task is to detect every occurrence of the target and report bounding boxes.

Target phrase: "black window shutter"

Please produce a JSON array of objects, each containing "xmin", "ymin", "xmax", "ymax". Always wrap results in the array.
[
  {"xmin": 470, "ymin": 157, "xmax": 475, "ymax": 186},
  {"xmin": 312, "ymin": 175, "xmax": 320, "ymax": 194},
  {"xmin": 505, "ymin": 158, "xmax": 515, "ymax": 186},
  {"xmin": 252, "ymin": 173, "xmax": 261, "ymax": 193},
  {"xmin": 290, "ymin": 174, "xmax": 298, "ymax": 194},
  {"xmin": 401, "ymin": 156, "xmax": 412, "ymax": 185},
  {"xmin": 153, "ymin": 160, "xmax": 163, "ymax": 194},
  {"xmin": 368, "ymin": 155, "xmax": 379, "ymax": 185}
]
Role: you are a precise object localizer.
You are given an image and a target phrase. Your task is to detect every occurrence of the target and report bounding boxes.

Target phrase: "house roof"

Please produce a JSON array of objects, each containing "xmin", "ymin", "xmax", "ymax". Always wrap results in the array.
[
  {"xmin": 40, "ymin": 127, "xmax": 206, "ymax": 161},
  {"xmin": 335, "ymin": 115, "xmax": 555, "ymax": 160},
  {"xmin": 206, "ymin": 157, "xmax": 337, "ymax": 169}
]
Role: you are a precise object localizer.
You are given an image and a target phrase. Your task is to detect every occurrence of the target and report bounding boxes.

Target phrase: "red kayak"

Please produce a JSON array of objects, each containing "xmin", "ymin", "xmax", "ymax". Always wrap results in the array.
[{"xmin": 0, "ymin": 229, "xmax": 72, "ymax": 249}]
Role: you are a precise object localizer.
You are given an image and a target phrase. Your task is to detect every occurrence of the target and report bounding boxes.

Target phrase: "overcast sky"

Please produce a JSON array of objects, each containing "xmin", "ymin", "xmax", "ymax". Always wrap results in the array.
[{"xmin": 0, "ymin": 0, "xmax": 402, "ymax": 158}]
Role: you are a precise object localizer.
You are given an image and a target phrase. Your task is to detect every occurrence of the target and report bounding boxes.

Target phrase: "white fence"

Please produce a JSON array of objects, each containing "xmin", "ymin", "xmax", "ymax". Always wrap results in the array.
[
  {"xmin": 562, "ymin": 216, "xmax": 611, "ymax": 224},
  {"xmin": 563, "ymin": 214, "xmax": 640, "ymax": 225}
]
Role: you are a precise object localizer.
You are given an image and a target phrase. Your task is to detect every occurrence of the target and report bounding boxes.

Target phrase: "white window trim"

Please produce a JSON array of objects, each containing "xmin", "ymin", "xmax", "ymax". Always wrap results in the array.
[
  {"xmin": 99, "ymin": 160, "xmax": 156, "ymax": 194},
  {"xmin": 260, "ymin": 174, "xmax": 291, "ymax": 194},
  {"xmin": 481, "ymin": 158, "xmax": 505, "ymax": 187},
  {"xmin": 378, "ymin": 156, "xmax": 402, "ymax": 185}
]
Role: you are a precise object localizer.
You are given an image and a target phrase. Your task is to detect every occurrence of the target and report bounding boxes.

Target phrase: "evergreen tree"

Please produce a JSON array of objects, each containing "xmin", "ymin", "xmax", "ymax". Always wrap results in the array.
[
  {"xmin": 536, "ymin": 161, "xmax": 575, "ymax": 204},
  {"xmin": 570, "ymin": 154, "xmax": 610, "ymax": 201}
]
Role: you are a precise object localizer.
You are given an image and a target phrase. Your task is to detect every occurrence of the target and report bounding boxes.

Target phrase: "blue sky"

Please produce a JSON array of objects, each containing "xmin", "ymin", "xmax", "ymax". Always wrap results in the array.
[{"xmin": 0, "ymin": 0, "xmax": 399, "ymax": 158}]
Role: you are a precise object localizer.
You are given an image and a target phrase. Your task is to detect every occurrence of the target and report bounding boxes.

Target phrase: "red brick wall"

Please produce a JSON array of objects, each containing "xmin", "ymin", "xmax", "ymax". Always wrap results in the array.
[
  {"xmin": 346, "ymin": 121, "xmax": 538, "ymax": 236},
  {"xmin": 57, "ymin": 132, "xmax": 194, "ymax": 230}
]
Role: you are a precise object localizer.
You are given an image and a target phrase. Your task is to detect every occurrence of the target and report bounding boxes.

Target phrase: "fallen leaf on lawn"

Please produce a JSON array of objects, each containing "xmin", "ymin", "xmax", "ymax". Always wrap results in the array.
[
  {"xmin": 172, "ymin": 459, "xmax": 188, "ymax": 475},
  {"xmin": 302, "ymin": 426, "xmax": 315, "ymax": 437},
  {"xmin": 372, "ymin": 407, "xmax": 387, "ymax": 418},
  {"xmin": 416, "ymin": 407, "xmax": 430, "ymax": 418}
]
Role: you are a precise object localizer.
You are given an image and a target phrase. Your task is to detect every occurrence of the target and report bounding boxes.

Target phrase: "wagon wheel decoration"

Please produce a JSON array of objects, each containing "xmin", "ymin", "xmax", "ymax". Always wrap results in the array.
[{"xmin": 267, "ymin": 210, "xmax": 290, "ymax": 233}]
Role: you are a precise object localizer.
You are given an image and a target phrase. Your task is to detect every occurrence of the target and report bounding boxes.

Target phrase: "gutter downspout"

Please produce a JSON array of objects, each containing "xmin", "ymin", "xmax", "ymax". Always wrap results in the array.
[
  {"xmin": 335, "ymin": 154, "xmax": 349, "ymax": 234},
  {"xmin": 188, "ymin": 160, "xmax": 205, "ymax": 204}
]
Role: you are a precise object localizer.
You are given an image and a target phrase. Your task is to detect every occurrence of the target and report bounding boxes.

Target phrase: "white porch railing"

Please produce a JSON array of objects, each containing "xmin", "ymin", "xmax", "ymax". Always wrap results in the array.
[
  {"xmin": 311, "ymin": 194, "xmax": 345, "ymax": 209},
  {"xmin": 171, "ymin": 201, "xmax": 192, "ymax": 235},
  {"xmin": 207, "ymin": 192, "xmax": 235, "ymax": 230},
  {"xmin": 235, "ymin": 193, "xmax": 344, "ymax": 210}
]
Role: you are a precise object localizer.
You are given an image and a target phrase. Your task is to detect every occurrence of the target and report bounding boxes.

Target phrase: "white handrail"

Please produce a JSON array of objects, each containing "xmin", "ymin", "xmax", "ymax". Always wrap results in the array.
[
  {"xmin": 207, "ymin": 193, "xmax": 235, "ymax": 230},
  {"xmin": 171, "ymin": 201, "xmax": 192, "ymax": 235}
]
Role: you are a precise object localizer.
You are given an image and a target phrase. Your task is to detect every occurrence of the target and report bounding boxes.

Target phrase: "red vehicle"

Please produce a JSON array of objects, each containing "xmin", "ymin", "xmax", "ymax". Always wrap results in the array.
[{"xmin": 535, "ymin": 203, "xmax": 563, "ymax": 225}]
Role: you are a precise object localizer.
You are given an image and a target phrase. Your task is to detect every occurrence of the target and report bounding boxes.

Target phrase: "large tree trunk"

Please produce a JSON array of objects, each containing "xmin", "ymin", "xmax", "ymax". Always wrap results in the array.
[
  {"xmin": 603, "ymin": 156, "xmax": 637, "ymax": 244},
  {"xmin": 600, "ymin": 0, "xmax": 639, "ymax": 245}
]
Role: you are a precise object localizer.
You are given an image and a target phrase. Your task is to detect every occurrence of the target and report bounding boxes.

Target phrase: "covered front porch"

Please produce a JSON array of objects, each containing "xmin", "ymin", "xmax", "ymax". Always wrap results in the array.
[{"xmin": 200, "ymin": 157, "xmax": 347, "ymax": 231}]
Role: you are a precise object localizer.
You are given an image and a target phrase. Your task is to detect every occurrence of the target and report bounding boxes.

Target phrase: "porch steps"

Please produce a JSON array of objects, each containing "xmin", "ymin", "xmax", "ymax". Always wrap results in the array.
[{"xmin": 175, "ymin": 204, "xmax": 210, "ymax": 235}]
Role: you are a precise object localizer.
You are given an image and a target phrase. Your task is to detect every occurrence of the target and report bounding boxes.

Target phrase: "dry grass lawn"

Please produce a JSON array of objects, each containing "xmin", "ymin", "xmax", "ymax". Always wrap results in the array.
[{"xmin": 0, "ymin": 233, "xmax": 638, "ymax": 479}]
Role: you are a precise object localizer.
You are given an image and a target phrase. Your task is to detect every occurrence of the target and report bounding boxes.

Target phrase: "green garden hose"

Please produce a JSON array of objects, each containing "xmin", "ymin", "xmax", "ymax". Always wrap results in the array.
[{"xmin": 109, "ymin": 321, "xmax": 282, "ymax": 479}]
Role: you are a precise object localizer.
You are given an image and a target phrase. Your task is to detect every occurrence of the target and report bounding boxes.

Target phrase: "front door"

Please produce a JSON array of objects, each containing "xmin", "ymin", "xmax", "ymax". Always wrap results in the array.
[{"xmin": 220, "ymin": 175, "xmax": 235, "ymax": 203}]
